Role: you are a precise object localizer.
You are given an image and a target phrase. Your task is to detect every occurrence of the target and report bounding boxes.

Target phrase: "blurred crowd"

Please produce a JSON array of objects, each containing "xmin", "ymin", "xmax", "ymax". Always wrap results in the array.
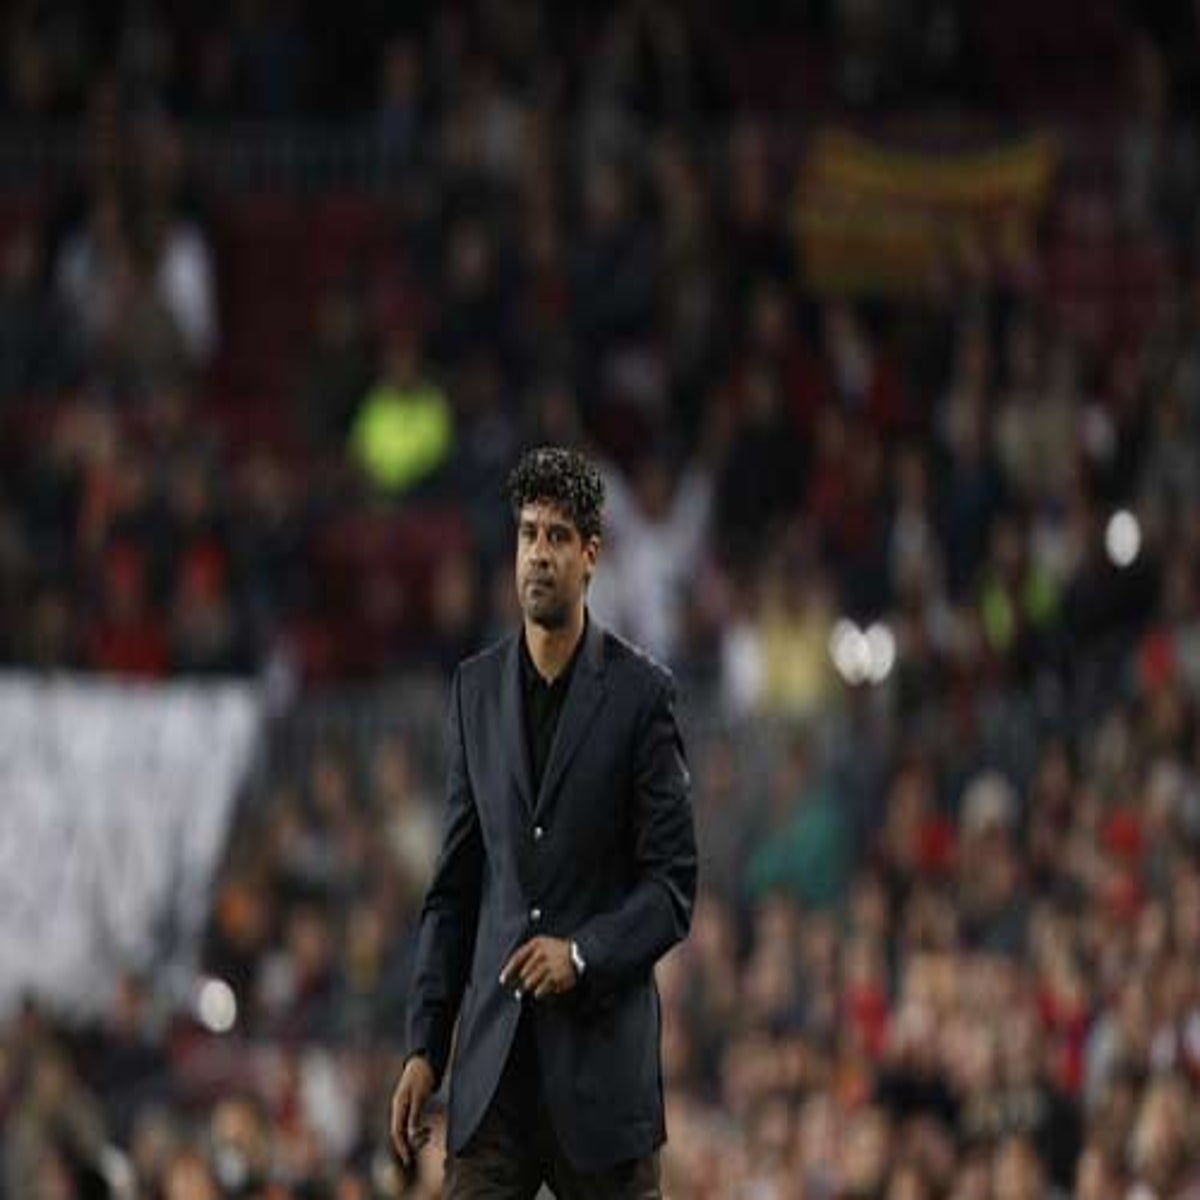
[{"xmin": 3, "ymin": 0, "xmax": 1200, "ymax": 1197}]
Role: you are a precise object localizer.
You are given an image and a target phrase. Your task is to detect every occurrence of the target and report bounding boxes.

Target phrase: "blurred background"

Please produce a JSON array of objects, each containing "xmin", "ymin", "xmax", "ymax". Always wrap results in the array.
[{"xmin": 1, "ymin": 0, "xmax": 1200, "ymax": 1197}]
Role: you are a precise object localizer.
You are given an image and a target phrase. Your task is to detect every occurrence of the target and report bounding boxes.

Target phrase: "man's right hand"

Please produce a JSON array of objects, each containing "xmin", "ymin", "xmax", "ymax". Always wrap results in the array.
[{"xmin": 390, "ymin": 1055, "xmax": 435, "ymax": 1168}]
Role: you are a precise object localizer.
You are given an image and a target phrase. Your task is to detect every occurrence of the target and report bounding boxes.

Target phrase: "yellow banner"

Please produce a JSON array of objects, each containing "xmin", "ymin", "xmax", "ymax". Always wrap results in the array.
[{"xmin": 796, "ymin": 130, "xmax": 1058, "ymax": 294}]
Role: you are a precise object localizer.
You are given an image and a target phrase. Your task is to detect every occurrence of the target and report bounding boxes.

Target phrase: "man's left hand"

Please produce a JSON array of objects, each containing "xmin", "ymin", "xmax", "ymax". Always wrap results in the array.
[{"xmin": 500, "ymin": 937, "xmax": 577, "ymax": 999}]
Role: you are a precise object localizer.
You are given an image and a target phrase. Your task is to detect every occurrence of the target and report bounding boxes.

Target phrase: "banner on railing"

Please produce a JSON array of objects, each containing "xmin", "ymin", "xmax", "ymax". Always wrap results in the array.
[
  {"xmin": 796, "ymin": 129, "xmax": 1058, "ymax": 294},
  {"xmin": 0, "ymin": 676, "xmax": 263, "ymax": 1017}
]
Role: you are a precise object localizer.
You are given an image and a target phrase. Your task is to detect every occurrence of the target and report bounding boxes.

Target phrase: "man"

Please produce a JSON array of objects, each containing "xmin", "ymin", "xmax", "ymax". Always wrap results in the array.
[{"xmin": 390, "ymin": 446, "xmax": 697, "ymax": 1198}]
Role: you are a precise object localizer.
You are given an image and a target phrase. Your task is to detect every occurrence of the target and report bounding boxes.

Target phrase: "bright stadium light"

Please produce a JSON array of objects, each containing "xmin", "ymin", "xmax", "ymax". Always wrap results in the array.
[
  {"xmin": 1105, "ymin": 510, "xmax": 1141, "ymax": 568},
  {"xmin": 865, "ymin": 622, "xmax": 896, "ymax": 683},
  {"xmin": 831, "ymin": 618, "xmax": 896, "ymax": 687},
  {"xmin": 830, "ymin": 619, "xmax": 871, "ymax": 685},
  {"xmin": 196, "ymin": 977, "xmax": 238, "ymax": 1033}
]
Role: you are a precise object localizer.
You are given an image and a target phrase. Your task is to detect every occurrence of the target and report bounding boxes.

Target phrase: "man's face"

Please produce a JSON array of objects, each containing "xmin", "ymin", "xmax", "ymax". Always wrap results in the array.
[{"xmin": 515, "ymin": 500, "xmax": 597, "ymax": 629}]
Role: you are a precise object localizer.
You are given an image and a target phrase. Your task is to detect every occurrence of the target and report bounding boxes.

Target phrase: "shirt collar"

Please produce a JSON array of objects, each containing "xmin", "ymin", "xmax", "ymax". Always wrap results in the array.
[{"xmin": 520, "ymin": 611, "xmax": 588, "ymax": 692}]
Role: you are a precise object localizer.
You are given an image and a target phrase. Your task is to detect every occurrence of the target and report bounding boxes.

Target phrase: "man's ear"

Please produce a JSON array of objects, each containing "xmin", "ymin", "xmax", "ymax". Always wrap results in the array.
[{"xmin": 583, "ymin": 535, "xmax": 600, "ymax": 578}]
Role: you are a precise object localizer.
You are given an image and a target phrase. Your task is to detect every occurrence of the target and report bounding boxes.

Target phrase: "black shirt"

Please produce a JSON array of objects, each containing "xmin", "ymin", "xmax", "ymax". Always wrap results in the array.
[
  {"xmin": 519, "ymin": 620, "xmax": 585, "ymax": 794},
  {"xmin": 512, "ymin": 620, "xmax": 586, "ymax": 1085}
]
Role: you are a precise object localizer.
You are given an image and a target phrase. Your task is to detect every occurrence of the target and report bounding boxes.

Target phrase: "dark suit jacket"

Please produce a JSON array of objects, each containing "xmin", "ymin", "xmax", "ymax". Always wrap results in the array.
[{"xmin": 405, "ymin": 616, "xmax": 697, "ymax": 1171}]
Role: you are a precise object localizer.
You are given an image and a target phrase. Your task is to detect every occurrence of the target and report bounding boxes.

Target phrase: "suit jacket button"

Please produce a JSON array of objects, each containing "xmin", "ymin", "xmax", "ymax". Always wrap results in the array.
[
  {"xmin": 531, "ymin": 906, "xmax": 542, "ymax": 922},
  {"xmin": 533, "ymin": 825, "xmax": 545, "ymax": 842}
]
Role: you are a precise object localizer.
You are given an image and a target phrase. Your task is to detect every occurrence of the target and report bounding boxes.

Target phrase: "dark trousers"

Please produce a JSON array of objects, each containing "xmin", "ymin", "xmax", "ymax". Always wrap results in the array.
[{"xmin": 444, "ymin": 1013, "xmax": 661, "ymax": 1200}]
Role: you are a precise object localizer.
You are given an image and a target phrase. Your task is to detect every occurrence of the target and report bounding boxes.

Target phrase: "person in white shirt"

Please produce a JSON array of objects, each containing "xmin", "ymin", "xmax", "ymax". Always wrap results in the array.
[{"xmin": 589, "ymin": 451, "xmax": 713, "ymax": 667}]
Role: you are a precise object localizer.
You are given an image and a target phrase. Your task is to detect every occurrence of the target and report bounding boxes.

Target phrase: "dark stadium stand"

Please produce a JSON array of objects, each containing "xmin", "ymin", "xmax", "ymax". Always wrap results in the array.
[{"xmin": 2, "ymin": 1, "xmax": 1200, "ymax": 1197}]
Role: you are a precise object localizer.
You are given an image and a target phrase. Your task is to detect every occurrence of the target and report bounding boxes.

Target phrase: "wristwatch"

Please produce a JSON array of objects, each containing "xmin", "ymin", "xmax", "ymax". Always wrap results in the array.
[{"xmin": 569, "ymin": 939, "xmax": 587, "ymax": 978}]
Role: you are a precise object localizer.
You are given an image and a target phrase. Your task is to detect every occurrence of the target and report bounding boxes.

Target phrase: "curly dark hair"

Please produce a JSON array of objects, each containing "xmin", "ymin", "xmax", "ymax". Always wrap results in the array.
[{"xmin": 506, "ymin": 447, "xmax": 605, "ymax": 542}]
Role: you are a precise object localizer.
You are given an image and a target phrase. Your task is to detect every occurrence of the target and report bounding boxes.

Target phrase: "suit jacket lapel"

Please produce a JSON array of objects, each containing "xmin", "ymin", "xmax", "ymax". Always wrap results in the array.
[
  {"xmin": 535, "ymin": 617, "xmax": 607, "ymax": 820},
  {"xmin": 502, "ymin": 634, "xmax": 536, "ymax": 814}
]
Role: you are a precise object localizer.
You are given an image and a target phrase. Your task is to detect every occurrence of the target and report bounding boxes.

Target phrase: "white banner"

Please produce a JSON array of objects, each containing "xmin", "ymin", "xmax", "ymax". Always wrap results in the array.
[{"xmin": 0, "ymin": 676, "xmax": 263, "ymax": 1017}]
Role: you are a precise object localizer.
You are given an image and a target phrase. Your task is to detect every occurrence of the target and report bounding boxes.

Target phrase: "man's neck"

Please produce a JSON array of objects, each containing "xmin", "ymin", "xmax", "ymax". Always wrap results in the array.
[{"xmin": 524, "ymin": 608, "xmax": 586, "ymax": 682}]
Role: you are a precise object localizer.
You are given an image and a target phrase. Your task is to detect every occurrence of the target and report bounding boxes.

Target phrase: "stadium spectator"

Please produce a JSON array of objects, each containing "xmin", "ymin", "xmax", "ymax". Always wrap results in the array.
[
  {"xmin": 2, "ymin": 2, "xmax": 1200, "ymax": 1197},
  {"xmin": 348, "ymin": 331, "xmax": 454, "ymax": 496}
]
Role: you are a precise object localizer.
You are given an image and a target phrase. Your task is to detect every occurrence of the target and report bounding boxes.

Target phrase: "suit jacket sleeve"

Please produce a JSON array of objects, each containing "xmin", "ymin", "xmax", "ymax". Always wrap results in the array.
[
  {"xmin": 572, "ymin": 673, "xmax": 697, "ymax": 993},
  {"xmin": 405, "ymin": 668, "xmax": 483, "ymax": 1086}
]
